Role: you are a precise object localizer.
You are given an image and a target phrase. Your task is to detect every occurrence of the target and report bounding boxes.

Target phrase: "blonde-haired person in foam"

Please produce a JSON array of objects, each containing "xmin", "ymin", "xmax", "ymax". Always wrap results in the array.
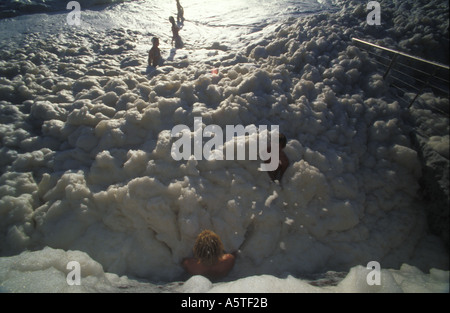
[{"xmin": 182, "ymin": 230, "xmax": 236, "ymax": 280}]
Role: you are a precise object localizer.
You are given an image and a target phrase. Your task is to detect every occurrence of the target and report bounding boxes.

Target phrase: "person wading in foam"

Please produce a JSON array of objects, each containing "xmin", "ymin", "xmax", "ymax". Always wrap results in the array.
[
  {"xmin": 169, "ymin": 16, "xmax": 183, "ymax": 49},
  {"xmin": 148, "ymin": 37, "xmax": 161, "ymax": 67},
  {"xmin": 176, "ymin": 0, "xmax": 184, "ymax": 24},
  {"xmin": 266, "ymin": 133, "xmax": 290, "ymax": 183},
  {"xmin": 182, "ymin": 230, "xmax": 236, "ymax": 280}
]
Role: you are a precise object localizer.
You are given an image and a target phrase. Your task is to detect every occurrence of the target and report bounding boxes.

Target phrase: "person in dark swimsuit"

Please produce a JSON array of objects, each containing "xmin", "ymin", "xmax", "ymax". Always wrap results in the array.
[
  {"xmin": 169, "ymin": 16, "xmax": 183, "ymax": 49},
  {"xmin": 148, "ymin": 37, "xmax": 161, "ymax": 67},
  {"xmin": 266, "ymin": 133, "xmax": 290, "ymax": 183},
  {"xmin": 176, "ymin": 0, "xmax": 184, "ymax": 24}
]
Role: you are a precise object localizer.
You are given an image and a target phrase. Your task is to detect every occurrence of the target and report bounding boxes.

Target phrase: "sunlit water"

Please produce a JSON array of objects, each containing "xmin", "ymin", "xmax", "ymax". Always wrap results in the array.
[{"xmin": 0, "ymin": 0, "xmax": 334, "ymax": 53}]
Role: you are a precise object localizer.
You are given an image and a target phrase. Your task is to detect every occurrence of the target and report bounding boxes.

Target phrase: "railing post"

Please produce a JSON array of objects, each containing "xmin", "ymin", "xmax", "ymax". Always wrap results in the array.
[
  {"xmin": 383, "ymin": 54, "xmax": 398, "ymax": 79},
  {"xmin": 352, "ymin": 38, "xmax": 449, "ymax": 113},
  {"xmin": 408, "ymin": 67, "xmax": 437, "ymax": 108}
]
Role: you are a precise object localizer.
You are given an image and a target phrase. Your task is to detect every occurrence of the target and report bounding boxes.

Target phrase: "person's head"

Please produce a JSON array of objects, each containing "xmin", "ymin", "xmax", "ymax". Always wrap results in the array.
[
  {"xmin": 169, "ymin": 16, "xmax": 175, "ymax": 24},
  {"xmin": 279, "ymin": 133, "xmax": 287, "ymax": 149},
  {"xmin": 193, "ymin": 230, "xmax": 224, "ymax": 266},
  {"xmin": 152, "ymin": 37, "xmax": 159, "ymax": 47}
]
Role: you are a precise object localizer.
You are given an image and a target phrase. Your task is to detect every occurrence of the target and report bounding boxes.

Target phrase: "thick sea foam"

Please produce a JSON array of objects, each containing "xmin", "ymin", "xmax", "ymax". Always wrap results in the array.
[{"xmin": 0, "ymin": 0, "xmax": 449, "ymax": 292}]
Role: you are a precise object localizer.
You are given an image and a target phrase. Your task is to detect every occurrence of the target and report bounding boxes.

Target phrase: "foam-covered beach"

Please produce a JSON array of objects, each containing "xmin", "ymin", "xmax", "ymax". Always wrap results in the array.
[{"xmin": 0, "ymin": 0, "xmax": 449, "ymax": 292}]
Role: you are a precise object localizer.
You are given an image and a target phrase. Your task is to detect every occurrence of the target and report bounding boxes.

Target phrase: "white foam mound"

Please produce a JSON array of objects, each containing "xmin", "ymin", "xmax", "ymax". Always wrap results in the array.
[
  {"xmin": 0, "ymin": 247, "xmax": 122, "ymax": 293},
  {"xmin": 0, "ymin": 0, "xmax": 449, "ymax": 289},
  {"xmin": 0, "ymin": 248, "xmax": 448, "ymax": 293},
  {"xmin": 209, "ymin": 265, "xmax": 450, "ymax": 293}
]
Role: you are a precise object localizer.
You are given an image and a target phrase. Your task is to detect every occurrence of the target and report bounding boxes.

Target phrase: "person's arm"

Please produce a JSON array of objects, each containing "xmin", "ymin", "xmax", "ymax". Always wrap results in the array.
[
  {"xmin": 268, "ymin": 170, "xmax": 277, "ymax": 181},
  {"xmin": 278, "ymin": 151, "xmax": 289, "ymax": 181},
  {"xmin": 181, "ymin": 257, "xmax": 190, "ymax": 270},
  {"xmin": 182, "ymin": 257, "xmax": 199, "ymax": 275},
  {"xmin": 220, "ymin": 253, "xmax": 236, "ymax": 276}
]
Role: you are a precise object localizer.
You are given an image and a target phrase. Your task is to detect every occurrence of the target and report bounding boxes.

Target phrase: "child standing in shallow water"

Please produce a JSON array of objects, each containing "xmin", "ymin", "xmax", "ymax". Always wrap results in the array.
[
  {"xmin": 169, "ymin": 16, "xmax": 183, "ymax": 49},
  {"xmin": 148, "ymin": 37, "xmax": 161, "ymax": 67},
  {"xmin": 176, "ymin": 0, "xmax": 184, "ymax": 24}
]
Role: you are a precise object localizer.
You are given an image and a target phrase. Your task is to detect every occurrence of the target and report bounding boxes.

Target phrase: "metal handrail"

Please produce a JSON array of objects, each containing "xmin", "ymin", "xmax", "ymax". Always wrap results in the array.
[
  {"xmin": 352, "ymin": 37, "xmax": 450, "ymax": 109},
  {"xmin": 352, "ymin": 38, "xmax": 450, "ymax": 70}
]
